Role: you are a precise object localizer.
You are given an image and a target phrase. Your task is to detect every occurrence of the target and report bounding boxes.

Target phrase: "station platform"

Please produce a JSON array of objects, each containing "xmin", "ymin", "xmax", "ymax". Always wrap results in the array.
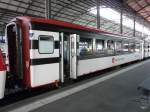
[{"xmin": 1, "ymin": 59, "xmax": 150, "ymax": 112}]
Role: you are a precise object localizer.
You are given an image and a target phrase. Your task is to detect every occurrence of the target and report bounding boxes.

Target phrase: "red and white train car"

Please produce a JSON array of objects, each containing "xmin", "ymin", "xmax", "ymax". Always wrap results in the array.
[{"xmin": 0, "ymin": 16, "xmax": 148, "ymax": 99}]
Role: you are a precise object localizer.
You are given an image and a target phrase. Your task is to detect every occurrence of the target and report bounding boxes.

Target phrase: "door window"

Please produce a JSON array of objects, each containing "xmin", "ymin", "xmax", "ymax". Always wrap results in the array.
[{"xmin": 39, "ymin": 36, "xmax": 54, "ymax": 54}]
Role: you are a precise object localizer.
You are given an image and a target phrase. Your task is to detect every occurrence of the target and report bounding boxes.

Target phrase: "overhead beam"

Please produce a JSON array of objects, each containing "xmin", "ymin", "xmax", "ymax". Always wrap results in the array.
[
  {"xmin": 141, "ymin": 1, "xmax": 150, "ymax": 20},
  {"xmin": 126, "ymin": 0, "xmax": 136, "ymax": 4},
  {"xmin": 52, "ymin": 0, "xmax": 95, "ymax": 19},
  {"xmin": 96, "ymin": 0, "xmax": 100, "ymax": 29},
  {"xmin": 0, "ymin": 1, "xmax": 44, "ymax": 14},
  {"xmin": 24, "ymin": 0, "xmax": 34, "ymax": 14},
  {"xmin": 134, "ymin": 0, "xmax": 150, "ymax": 20},
  {"xmin": 136, "ymin": 4, "xmax": 150, "ymax": 12},
  {"xmin": 105, "ymin": 23, "xmax": 119, "ymax": 31},
  {"xmin": 125, "ymin": 0, "xmax": 150, "ymax": 24},
  {"xmin": 0, "ymin": 7, "xmax": 42, "ymax": 18},
  {"xmin": 52, "ymin": 0, "xmax": 80, "ymax": 18},
  {"xmin": 0, "ymin": 7, "xmax": 42, "ymax": 24}
]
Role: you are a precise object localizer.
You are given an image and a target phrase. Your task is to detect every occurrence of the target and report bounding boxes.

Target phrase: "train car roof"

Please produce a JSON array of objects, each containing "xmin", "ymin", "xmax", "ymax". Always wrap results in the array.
[
  {"xmin": 13, "ymin": 16, "xmax": 141, "ymax": 42},
  {"xmin": 15, "ymin": 16, "xmax": 110, "ymax": 33}
]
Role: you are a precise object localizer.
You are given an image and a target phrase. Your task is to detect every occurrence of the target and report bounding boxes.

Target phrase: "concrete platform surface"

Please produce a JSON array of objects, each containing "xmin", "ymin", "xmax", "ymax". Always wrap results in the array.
[{"xmin": 1, "ymin": 60, "xmax": 150, "ymax": 112}]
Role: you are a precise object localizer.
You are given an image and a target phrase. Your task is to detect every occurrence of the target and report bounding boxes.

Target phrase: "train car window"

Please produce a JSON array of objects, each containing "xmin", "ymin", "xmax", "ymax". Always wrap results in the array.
[
  {"xmin": 129, "ymin": 42, "xmax": 135, "ymax": 53},
  {"xmin": 135, "ymin": 43, "xmax": 140, "ymax": 52},
  {"xmin": 107, "ymin": 40, "xmax": 114, "ymax": 55},
  {"xmin": 116, "ymin": 41, "xmax": 123, "ymax": 54},
  {"xmin": 96, "ymin": 39, "xmax": 105, "ymax": 55},
  {"xmin": 122, "ymin": 41, "xmax": 129, "ymax": 53},
  {"xmin": 39, "ymin": 36, "xmax": 54, "ymax": 54},
  {"xmin": 144, "ymin": 44, "xmax": 149, "ymax": 52},
  {"xmin": 79, "ymin": 38, "xmax": 93, "ymax": 55},
  {"xmin": 107, "ymin": 40, "xmax": 114, "ymax": 49}
]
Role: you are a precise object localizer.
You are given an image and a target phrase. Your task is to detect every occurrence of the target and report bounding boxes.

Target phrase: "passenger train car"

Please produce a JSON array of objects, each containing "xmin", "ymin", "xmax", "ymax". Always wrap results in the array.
[{"xmin": 0, "ymin": 16, "xmax": 149, "ymax": 99}]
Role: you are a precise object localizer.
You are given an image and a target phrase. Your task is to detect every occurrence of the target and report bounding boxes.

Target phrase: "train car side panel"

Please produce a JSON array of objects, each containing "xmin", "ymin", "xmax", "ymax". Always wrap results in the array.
[
  {"xmin": 78, "ymin": 52, "xmax": 141, "ymax": 76},
  {"xmin": 30, "ymin": 30, "xmax": 60, "ymax": 87}
]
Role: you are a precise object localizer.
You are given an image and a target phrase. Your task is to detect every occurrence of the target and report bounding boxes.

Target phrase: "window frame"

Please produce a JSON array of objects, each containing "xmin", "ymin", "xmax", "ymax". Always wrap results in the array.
[
  {"xmin": 96, "ymin": 39, "xmax": 104, "ymax": 51},
  {"xmin": 38, "ymin": 35, "xmax": 54, "ymax": 54},
  {"xmin": 122, "ymin": 41, "xmax": 129, "ymax": 51},
  {"xmin": 107, "ymin": 40, "xmax": 115, "ymax": 50},
  {"xmin": 79, "ymin": 37, "xmax": 93, "ymax": 56},
  {"xmin": 128, "ymin": 42, "xmax": 136, "ymax": 53},
  {"xmin": 116, "ymin": 41, "xmax": 123, "ymax": 50}
]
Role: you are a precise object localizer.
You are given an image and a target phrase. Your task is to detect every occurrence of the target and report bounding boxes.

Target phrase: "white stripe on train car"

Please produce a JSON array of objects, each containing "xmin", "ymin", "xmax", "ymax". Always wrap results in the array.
[
  {"xmin": 9, "ymin": 59, "xmax": 150, "ymax": 112},
  {"xmin": 30, "ymin": 49, "xmax": 59, "ymax": 59}
]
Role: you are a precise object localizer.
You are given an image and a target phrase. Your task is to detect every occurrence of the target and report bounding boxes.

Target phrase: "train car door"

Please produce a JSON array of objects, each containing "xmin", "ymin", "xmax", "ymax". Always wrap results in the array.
[
  {"xmin": 6, "ymin": 23, "xmax": 23, "ymax": 85},
  {"xmin": 60, "ymin": 33, "xmax": 64, "ymax": 83},
  {"xmin": 69, "ymin": 34, "xmax": 79, "ymax": 79},
  {"xmin": 30, "ymin": 30, "xmax": 60, "ymax": 87}
]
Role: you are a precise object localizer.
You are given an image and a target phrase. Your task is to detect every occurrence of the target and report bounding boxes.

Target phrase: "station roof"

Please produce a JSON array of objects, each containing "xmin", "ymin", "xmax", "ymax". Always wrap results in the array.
[
  {"xmin": 127, "ymin": 0, "xmax": 150, "ymax": 22},
  {"xmin": 0, "ymin": 0, "xmax": 149, "ymax": 39}
]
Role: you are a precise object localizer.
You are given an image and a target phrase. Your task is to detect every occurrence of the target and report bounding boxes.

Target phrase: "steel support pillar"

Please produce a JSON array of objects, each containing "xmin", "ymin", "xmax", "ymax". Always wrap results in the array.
[
  {"xmin": 133, "ymin": 12, "xmax": 136, "ymax": 37},
  {"xmin": 120, "ymin": 8, "xmax": 123, "ymax": 34},
  {"xmin": 45, "ymin": 0, "xmax": 51, "ymax": 19},
  {"xmin": 96, "ymin": 0, "xmax": 100, "ymax": 29}
]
